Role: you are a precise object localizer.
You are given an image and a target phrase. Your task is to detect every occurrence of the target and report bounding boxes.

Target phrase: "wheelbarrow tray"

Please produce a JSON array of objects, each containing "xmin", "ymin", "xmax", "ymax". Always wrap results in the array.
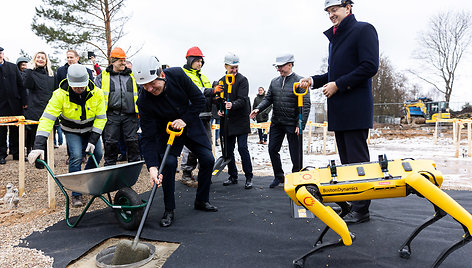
[{"xmin": 55, "ymin": 161, "xmax": 145, "ymax": 196}]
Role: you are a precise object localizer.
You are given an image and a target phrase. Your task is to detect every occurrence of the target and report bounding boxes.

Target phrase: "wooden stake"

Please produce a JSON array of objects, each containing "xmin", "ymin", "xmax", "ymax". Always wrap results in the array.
[
  {"xmin": 18, "ymin": 124, "xmax": 25, "ymax": 196},
  {"xmin": 47, "ymin": 132, "xmax": 56, "ymax": 209}
]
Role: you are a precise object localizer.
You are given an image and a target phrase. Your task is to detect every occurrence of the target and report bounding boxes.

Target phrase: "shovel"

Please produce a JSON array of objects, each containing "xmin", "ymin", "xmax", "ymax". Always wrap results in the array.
[
  {"xmin": 212, "ymin": 74, "xmax": 235, "ymax": 177},
  {"xmin": 111, "ymin": 122, "xmax": 183, "ymax": 265},
  {"xmin": 293, "ymin": 82, "xmax": 309, "ymax": 170}
]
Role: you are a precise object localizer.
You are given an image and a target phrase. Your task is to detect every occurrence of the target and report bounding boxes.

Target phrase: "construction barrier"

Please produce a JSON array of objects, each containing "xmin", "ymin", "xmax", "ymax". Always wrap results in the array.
[
  {"xmin": 306, "ymin": 121, "xmax": 332, "ymax": 155},
  {"xmin": 211, "ymin": 122, "xmax": 272, "ymax": 154},
  {"xmin": 433, "ymin": 118, "xmax": 472, "ymax": 158},
  {"xmin": 0, "ymin": 116, "xmax": 50, "ymax": 205}
]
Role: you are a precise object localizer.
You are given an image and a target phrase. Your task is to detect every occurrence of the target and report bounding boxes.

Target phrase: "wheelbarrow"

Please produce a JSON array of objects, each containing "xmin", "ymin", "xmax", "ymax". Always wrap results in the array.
[{"xmin": 37, "ymin": 154, "xmax": 147, "ymax": 230}]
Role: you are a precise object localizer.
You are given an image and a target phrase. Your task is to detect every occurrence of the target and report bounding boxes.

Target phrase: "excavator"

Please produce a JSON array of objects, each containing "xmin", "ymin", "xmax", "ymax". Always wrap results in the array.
[{"xmin": 403, "ymin": 97, "xmax": 450, "ymax": 124}]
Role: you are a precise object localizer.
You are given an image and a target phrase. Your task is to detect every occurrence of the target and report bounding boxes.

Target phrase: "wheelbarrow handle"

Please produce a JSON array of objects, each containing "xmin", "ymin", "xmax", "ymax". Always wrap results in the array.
[
  {"xmin": 86, "ymin": 152, "xmax": 100, "ymax": 168},
  {"xmin": 225, "ymin": 74, "xmax": 235, "ymax": 94},
  {"xmin": 166, "ymin": 122, "xmax": 184, "ymax": 146},
  {"xmin": 293, "ymin": 82, "xmax": 309, "ymax": 107}
]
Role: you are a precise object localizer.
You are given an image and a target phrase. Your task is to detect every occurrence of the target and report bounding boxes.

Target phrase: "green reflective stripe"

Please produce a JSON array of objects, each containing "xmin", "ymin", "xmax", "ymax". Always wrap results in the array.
[
  {"xmin": 96, "ymin": 114, "xmax": 106, "ymax": 119},
  {"xmin": 41, "ymin": 112, "xmax": 57, "ymax": 121},
  {"xmin": 61, "ymin": 125, "xmax": 93, "ymax": 134},
  {"xmin": 92, "ymin": 126, "xmax": 103, "ymax": 134},
  {"xmin": 36, "ymin": 130, "xmax": 50, "ymax": 137}
]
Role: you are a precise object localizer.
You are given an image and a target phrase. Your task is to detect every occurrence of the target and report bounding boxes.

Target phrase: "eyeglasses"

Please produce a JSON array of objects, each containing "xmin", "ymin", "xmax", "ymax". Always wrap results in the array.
[
  {"xmin": 326, "ymin": 6, "xmax": 342, "ymax": 15},
  {"xmin": 275, "ymin": 63, "xmax": 288, "ymax": 69}
]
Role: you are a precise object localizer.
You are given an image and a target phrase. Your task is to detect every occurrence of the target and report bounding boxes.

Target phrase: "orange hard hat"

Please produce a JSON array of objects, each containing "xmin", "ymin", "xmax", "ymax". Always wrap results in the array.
[
  {"xmin": 186, "ymin": 46, "xmax": 204, "ymax": 58},
  {"xmin": 110, "ymin": 47, "xmax": 126, "ymax": 58}
]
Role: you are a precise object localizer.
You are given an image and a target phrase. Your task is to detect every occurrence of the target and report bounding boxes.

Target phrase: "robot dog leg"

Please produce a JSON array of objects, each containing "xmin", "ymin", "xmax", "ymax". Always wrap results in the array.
[
  {"xmin": 401, "ymin": 171, "xmax": 472, "ymax": 267},
  {"xmin": 292, "ymin": 185, "xmax": 355, "ymax": 268}
]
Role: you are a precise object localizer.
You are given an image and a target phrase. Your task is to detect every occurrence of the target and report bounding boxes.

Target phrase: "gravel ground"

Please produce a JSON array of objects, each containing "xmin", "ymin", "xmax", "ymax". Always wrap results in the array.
[{"xmin": 0, "ymin": 125, "xmax": 470, "ymax": 267}]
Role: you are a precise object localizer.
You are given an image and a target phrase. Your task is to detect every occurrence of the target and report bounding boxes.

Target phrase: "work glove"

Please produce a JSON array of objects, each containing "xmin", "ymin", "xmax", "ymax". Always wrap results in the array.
[
  {"xmin": 85, "ymin": 143, "xmax": 95, "ymax": 153},
  {"xmin": 213, "ymin": 84, "xmax": 224, "ymax": 94},
  {"xmin": 28, "ymin": 149, "xmax": 44, "ymax": 165}
]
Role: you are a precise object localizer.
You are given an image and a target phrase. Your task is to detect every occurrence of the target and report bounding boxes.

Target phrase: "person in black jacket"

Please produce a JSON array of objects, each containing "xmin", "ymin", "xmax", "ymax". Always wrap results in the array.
[
  {"xmin": 0, "ymin": 47, "xmax": 28, "ymax": 164},
  {"xmin": 133, "ymin": 55, "xmax": 217, "ymax": 228},
  {"xmin": 218, "ymin": 53, "xmax": 253, "ymax": 189},
  {"xmin": 300, "ymin": 0, "xmax": 379, "ymax": 224},
  {"xmin": 24, "ymin": 51, "xmax": 58, "ymax": 154},
  {"xmin": 252, "ymin": 87, "xmax": 272, "ymax": 144},
  {"xmin": 250, "ymin": 54, "xmax": 310, "ymax": 188},
  {"xmin": 56, "ymin": 49, "xmax": 93, "ymax": 83}
]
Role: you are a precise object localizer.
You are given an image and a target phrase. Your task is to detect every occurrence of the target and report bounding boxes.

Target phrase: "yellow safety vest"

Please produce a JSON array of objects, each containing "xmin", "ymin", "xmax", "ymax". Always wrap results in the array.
[
  {"xmin": 36, "ymin": 82, "xmax": 107, "ymax": 138},
  {"xmin": 182, "ymin": 67, "xmax": 212, "ymax": 89},
  {"xmin": 100, "ymin": 70, "xmax": 139, "ymax": 113}
]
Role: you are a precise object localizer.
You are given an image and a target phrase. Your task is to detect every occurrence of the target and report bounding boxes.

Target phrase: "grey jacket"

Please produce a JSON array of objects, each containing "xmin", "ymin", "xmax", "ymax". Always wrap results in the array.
[
  {"xmin": 95, "ymin": 65, "xmax": 136, "ymax": 115},
  {"xmin": 256, "ymin": 72, "xmax": 311, "ymax": 129}
]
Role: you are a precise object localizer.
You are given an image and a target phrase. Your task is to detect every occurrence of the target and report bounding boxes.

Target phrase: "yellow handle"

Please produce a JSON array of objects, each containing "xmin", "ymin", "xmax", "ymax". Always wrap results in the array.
[
  {"xmin": 293, "ymin": 82, "xmax": 309, "ymax": 107},
  {"xmin": 225, "ymin": 74, "xmax": 235, "ymax": 94},
  {"xmin": 218, "ymin": 80, "xmax": 224, "ymax": 98},
  {"xmin": 166, "ymin": 122, "xmax": 184, "ymax": 145}
]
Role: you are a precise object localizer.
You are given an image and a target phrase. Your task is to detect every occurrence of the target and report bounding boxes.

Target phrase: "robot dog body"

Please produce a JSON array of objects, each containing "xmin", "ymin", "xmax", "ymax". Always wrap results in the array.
[{"xmin": 285, "ymin": 157, "xmax": 472, "ymax": 267}]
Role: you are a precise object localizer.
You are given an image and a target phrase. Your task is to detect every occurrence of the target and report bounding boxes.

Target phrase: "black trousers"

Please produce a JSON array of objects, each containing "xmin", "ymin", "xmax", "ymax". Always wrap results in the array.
[
  {"xmin": 160, "ymin": 138, "xmax": 214, "ymax": 211},
  {"xmin": 268, "ymin": 124, "xmax": 300, "ymax": 181},
  {"xmin": 102, "ymin": 113, "xmax": 140, "ymax": 165},
  {"xmin": 335, "ymin": 129, "xmax": 370, "ymax": 214},
  {"xmin": 0, "ymin": 125, "xmax": 19, "ymax": 159}
]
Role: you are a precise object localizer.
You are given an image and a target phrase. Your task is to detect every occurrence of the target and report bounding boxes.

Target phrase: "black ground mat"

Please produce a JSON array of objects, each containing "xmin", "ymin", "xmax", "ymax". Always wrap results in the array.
[{"xmin": 21, "ymin": 175, "xmax": 472, "ymax": 268}]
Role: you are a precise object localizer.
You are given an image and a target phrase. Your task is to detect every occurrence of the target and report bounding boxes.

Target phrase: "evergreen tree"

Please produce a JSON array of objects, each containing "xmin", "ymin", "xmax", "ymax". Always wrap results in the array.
[{"xmin": 31, "ymin": 0, "xmax": 130, "ymax": 64}]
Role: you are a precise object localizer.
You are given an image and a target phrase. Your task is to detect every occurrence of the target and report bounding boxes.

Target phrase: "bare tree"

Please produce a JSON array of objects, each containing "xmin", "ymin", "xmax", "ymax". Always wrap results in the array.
[
  {"xmin": 412, "ymin": 10, "xmax": 472, "ymax": 106},
  {"xmin": 372, "ymin": 55, "xmax": 411, "ymax": 117},
  {"xmin": 32, "ymin": 0, "xmax": 131, "ymax": 64}
]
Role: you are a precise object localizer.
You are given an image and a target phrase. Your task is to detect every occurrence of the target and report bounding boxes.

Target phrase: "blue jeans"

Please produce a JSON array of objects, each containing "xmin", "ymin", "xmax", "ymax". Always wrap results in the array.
[
  {"xmin": 54, "ymin": 125, "xmax": 63, "ymax": 146},
  {"xmin": 64, "ymin": 132, "xmax": 103, "ymax": 196},
  {"xmin": 227, "ymin": 133, "xmax": 253, "ymax": 180}
]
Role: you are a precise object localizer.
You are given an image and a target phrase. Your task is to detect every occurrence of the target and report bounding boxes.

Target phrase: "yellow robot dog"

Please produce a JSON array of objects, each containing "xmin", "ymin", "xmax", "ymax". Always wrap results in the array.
[{"xmin": 285, "ymin": 155, "xmax": 472, "ymax": 268}]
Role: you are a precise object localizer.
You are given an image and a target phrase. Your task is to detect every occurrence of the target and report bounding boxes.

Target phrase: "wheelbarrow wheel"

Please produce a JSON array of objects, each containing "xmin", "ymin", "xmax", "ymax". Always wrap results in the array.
[{"xmin": 114, "ymin": 187, "xmax": 144, "ymax": 230}]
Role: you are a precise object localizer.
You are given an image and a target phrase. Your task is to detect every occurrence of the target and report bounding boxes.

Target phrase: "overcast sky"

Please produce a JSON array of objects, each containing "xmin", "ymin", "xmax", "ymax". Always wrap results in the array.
[{"xmin": 1, "ymin": 0, "xmax": 471, "ymax": 108}]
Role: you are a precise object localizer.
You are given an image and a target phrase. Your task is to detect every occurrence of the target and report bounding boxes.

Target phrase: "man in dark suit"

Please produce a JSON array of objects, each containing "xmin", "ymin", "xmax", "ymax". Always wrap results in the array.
[
  {"xmin": 0, "ymin": 47, "xmax": 28, "ymax": 164},
  {"xmin": 133, "ymin": 55, "xmax": 217, "ymax": 228},
  {"xmin": 300, "ymin": 0, "xmax": 379, "ymax": 224}
]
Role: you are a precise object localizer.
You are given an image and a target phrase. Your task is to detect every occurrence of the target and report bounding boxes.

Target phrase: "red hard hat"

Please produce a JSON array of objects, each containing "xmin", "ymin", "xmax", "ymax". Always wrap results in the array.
[
  {"xmin": 110, "ymin": 47, "xmax": 126, "ymax": 58},
  {"xmin": 186, "ymin": 46, "xmax": 204, "ymax": 58}
]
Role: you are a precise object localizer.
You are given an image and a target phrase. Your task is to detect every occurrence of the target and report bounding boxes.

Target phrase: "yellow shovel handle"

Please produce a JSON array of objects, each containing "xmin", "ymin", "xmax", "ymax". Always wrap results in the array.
[
  {"xmin": 225, "ymin": 74, "xmax": 235, "ymax": 94},
  {"xmin": 293, "ymin": 82, "xmax": 309, "ymax": 107},
  {"xmin": 166, "ymin": 122, "xmax": 184, "ymax": 145}
]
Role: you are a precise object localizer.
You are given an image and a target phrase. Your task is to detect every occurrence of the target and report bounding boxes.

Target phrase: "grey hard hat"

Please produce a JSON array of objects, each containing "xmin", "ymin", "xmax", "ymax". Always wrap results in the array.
[
  {"xmin": 324, "ymin": 0, "xmax": 353, "ymax": 10},
  {"xmin": 224, "ymin": 52, "xmax": 240, "ymax": 66},
  {"xmin": 273, "ymin": 54, "xmax": 295, "ymax": 66},
  {"xmin": 16, "ymin": 56, "xmax": 29, "ymax": 65},
  {"xmin": 67, "ymin": 64, "xmax": 89, "ymax": 87}
]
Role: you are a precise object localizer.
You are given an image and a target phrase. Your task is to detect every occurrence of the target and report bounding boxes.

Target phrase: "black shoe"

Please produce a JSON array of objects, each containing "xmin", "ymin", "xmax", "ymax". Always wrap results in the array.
[
  {"xmin": 343, "ymin": 211, "xmax": 370, "ymax": 224},
  {"xmin": 269, "ymin": 178, "xmax": 282, "ymax": 188},
  {"xmin": 160, "ymin": 210, "xmax": 174, "ymax": 227},
  {"xmin": 194, "ymin": 200, "xmax": 218, "ymax": 212},
  {"xmin": 244, "ymin": 178, "xmax": 253, "ymax": 189},
  {"xmin": 117, "ymin": 154, "xmax": 127, "ymax": 162},
  {"xmin": 182, "ymin": 171, "xmax": 193, "ymax": 181},
  {"xmin": 223, "ymin": 177, "xmax": 238, "ymax": 186},
  {"xmin": 0, "ymin": 158, "xmax": 5, "ymax": 164}
]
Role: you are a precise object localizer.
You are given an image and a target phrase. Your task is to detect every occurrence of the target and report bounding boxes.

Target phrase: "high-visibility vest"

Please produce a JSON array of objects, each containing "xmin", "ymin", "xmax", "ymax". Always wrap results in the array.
[
  {"xmin": 36, "ymin": 82, "xmax": 107, "ymax": 138},
  {"xmin": 100, "ymin": 70, "xmax": 139, "ymax": 113}
]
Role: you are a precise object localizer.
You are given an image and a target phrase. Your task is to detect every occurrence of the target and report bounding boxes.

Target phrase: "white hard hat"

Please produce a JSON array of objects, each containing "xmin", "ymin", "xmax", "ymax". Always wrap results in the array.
[
  {"xmin": 132, "ymin": 55, "xmax": 162, "ymax": 85},
  {"xmin": 224, "ymin": 52, "xmax": 240, "ymax": 66},
  {"xmin": 67, "ymin": 64, "xmax": 89, "ymax": 87},
  {"xmin": 324, "ymin": 0, "xmax": 353, "ymax": 11},
  {"xmin": 273, "ymin": 53, "xmax": 295, "ymax": 66}
]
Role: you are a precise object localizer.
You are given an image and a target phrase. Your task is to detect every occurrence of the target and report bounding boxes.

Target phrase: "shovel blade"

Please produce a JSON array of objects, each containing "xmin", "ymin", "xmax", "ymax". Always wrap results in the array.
[{"xmin": 212, "ymin": 157, "xmax": 231, "ymax": 177}]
